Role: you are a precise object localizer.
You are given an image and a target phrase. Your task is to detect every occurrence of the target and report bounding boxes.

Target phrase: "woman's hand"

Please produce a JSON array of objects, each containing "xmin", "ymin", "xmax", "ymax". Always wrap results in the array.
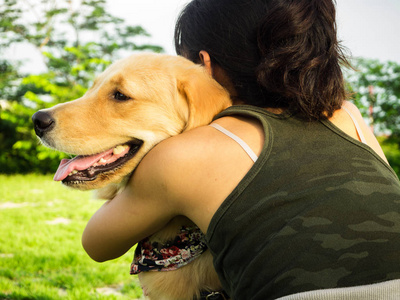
[{"xmin": 81, "ymin": 145, "xmax": 180, "ymax": 262}]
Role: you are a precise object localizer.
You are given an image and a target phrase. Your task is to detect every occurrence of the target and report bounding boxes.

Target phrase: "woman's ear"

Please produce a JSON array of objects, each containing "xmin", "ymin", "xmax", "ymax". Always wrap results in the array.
[{"xmin": 199, "ymin": 50, "xmax": 212, "ymax": 76}]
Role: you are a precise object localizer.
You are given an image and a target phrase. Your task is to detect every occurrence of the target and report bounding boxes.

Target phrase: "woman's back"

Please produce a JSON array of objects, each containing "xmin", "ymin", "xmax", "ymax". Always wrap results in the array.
[{"xmin": 205, "ymin": 105, "xmax": 400, "ymax": 299}]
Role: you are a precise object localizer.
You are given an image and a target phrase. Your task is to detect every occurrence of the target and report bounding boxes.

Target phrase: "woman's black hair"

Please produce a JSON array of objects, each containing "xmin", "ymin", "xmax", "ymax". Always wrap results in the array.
[{"xmin": 174, "ymin": 0, "xmax": 351, "ymax": 120}]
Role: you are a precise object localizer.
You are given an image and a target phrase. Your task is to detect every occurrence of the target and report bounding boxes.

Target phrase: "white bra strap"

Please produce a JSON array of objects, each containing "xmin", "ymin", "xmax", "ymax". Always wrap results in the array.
[
  {"xmin": 209, "ymin": 123, "xmax": 258, "ymax": 162},
  {"xmin": 342, "ymin": 106, "xmax": 367, "ymax": 144}
]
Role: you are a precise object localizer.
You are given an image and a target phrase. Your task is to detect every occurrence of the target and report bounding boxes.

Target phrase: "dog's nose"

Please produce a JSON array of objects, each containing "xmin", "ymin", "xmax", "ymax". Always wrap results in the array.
[{"xmin": 32, "ymin": 111, "xmax": 55, "ymax": 138}]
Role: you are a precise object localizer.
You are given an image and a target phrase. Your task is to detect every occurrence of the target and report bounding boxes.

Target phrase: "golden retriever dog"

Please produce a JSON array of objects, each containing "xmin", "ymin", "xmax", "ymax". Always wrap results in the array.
[{"xmin": 32, "ymin": 53, "xmax": 231, "ymax": 300}]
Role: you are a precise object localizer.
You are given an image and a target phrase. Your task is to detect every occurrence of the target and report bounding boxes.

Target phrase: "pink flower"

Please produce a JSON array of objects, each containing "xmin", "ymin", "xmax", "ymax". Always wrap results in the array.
[
  {"xmin": 160, "ymin": 246, "xmax": 180, "ymax": 259},
  {"xmin": 180, "ymin": 249, "xmax": 191, "ymax": 260}
]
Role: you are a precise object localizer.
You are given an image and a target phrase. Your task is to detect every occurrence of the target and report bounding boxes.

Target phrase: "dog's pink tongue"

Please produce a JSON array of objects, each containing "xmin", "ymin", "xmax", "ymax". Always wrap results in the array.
[{"xmin": 53, "ymin": 149, "xmax": 114, "ymax": 182}]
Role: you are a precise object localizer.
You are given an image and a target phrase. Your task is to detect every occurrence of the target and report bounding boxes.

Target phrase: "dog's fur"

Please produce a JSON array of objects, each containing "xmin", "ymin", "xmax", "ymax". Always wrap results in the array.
[{"xmin": 33, "ymin": 53, "xmax": 231, "ymax": 299}]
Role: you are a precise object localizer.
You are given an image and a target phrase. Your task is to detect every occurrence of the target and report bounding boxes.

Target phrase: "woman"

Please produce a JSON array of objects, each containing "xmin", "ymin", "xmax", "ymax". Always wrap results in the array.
[{"xmin": 82, "ymin": 0, "xmax": 400, "ymax": 298}]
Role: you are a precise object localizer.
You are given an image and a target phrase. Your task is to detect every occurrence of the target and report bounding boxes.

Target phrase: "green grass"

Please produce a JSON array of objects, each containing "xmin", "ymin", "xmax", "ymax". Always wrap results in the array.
[{"xmin": 0, "ymin": 174, "xmax": 143, "ymax": 300}]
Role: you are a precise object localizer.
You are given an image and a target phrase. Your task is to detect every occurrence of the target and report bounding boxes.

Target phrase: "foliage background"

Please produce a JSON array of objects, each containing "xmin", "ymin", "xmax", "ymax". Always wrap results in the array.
[
  {"xmin": 0, "ymin": 0, "xmax": 162, "ymax": 174},
  {"xmin": 1, "ymin": 0, "xmax": 399, "ymax": 177}
]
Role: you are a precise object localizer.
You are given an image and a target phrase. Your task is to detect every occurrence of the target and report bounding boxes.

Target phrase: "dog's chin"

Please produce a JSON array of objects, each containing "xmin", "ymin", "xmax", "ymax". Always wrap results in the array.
[
  {"xmin": 61, "ymin": 141, "xmax": 144, "ymax": 191},
  {"xmin": 61, "ymin": 166, "xmax": 132, "ymax": 191}
]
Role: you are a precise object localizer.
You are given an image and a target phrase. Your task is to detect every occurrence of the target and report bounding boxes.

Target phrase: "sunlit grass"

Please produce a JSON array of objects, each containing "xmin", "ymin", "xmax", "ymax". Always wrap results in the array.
[{"xmin": 0, "ymin": 174, "xmax": 143, "ymax": 299}]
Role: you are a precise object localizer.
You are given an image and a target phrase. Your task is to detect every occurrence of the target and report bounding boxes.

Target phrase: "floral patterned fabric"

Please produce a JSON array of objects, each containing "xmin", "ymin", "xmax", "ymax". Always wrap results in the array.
[{"xmin": 130, "ymin": 226, "xmax": 207, "ymax": 274}]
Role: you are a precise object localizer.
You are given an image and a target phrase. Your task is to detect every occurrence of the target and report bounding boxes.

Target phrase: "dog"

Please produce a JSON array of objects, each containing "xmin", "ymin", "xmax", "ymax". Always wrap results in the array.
[{"xmin": 32, "ymin": 53, "xmax": 231, "ymax": 299}]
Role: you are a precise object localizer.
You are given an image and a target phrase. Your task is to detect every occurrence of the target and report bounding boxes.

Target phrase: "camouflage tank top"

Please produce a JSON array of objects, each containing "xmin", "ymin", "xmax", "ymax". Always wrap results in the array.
[{"xmin": 206, "ymin": 105, "xmax": 400, "ymax": 299}]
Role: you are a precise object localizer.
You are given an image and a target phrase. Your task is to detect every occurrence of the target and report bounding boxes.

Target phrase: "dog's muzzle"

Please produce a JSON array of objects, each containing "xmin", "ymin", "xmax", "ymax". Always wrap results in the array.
[{"xmin": 32, "ymin": 110, "xmax": 55, "ymax": 138}]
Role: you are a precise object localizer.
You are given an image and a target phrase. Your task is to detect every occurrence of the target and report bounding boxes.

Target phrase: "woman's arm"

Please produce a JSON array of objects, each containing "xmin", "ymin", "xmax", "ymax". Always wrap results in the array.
[
  {"xmin": 329, "ymin": 101, "xmax": 389, "ymax": 164},
  {"xmin": 81, "ymin": 148, "xmax": 180, "ymax": 262},
  {"xmin": 82, "ymin": 121, "xmax": 261, "ymax": 262},
  {"xmin": 342, "ymin": 101, "xmax": 389, "ymax": 163}
]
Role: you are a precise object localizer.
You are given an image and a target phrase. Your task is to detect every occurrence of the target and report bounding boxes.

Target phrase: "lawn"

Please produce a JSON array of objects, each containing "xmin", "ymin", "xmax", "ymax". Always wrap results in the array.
[{"xmin": 0, "ymin": 174, "xmax": 143, "ymax": 300}]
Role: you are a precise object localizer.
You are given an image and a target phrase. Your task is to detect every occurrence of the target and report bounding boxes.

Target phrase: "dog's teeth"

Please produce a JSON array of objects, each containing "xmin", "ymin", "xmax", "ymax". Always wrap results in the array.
[
  {"xmin": 69, "ymin": 170, "xmax": 78, "ymax": 176},
  {"xmin": 113, "ymin": 145, "xmax": 129, "ymax": 155},
  {"xmin": 99, "ymin": 158, "xmax": 107, "ymax": 164}
]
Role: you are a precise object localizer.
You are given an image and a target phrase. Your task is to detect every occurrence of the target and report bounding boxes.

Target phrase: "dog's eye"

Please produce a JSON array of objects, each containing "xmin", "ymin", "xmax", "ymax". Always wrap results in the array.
[{"xmin": 113, "ymin": 91, "xmax": 130, "ymax": 101}]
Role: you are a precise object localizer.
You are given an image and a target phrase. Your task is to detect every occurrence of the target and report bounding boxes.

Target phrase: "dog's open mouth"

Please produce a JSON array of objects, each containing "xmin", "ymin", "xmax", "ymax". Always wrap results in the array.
[{"xmin": 54, "ymin": 140, "xmax": 143, "ymax": 183}]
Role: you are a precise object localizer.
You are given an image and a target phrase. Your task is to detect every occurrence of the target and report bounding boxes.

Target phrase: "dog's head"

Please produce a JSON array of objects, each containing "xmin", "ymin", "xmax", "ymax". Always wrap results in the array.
[{"xmin": 32, "ymin": 53, "xmax": 231, "ymax": 191}]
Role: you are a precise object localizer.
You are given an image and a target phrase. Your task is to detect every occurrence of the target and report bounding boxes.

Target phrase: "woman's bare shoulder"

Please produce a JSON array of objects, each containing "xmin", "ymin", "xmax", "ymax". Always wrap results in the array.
[
  {"xmin": 136, "ymin": 126, "xmax": 219, "ymax": 182},
  {"xmin": 135, "ymin": 121, "xmax": 259, "ymax": 231},
  {"xmin": 337, "ymin": 101, "xmax": 388, "ymax": 163}
]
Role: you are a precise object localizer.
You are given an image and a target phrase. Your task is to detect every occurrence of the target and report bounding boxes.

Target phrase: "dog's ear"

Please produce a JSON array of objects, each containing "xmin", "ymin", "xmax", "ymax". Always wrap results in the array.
[{"xmin": 177, "ymin": 67, "xmax": 231, "ymax": 131}]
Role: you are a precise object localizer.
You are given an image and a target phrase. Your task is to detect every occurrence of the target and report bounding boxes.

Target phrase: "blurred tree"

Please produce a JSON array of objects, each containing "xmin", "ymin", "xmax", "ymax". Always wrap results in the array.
[
  {"xmin": 345, "ymin": 58, "xmax": 400, "ymax": 178},
  {"xmin": 0, "ymin": 0, "xmax": 163, "ymax": 173}
]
